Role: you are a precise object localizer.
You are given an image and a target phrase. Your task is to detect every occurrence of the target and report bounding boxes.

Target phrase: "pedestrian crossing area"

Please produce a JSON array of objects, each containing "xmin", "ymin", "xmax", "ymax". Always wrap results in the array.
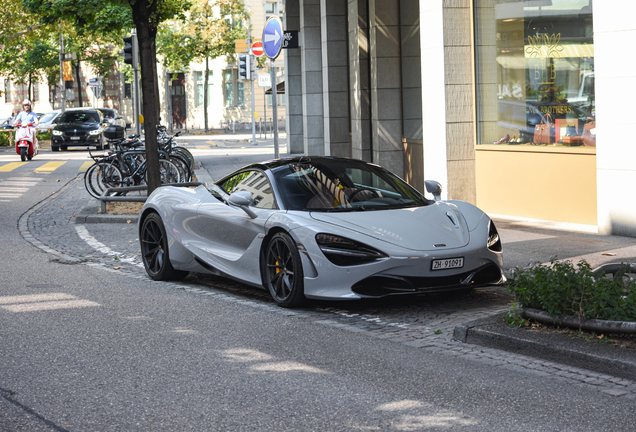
[
  {"xmin": 0, "ymin": 160, "xmax": 94, "ymax": 202},
  {"xmin": 0, "ymin": 160, "xmax": 93, "ymax": 173}
]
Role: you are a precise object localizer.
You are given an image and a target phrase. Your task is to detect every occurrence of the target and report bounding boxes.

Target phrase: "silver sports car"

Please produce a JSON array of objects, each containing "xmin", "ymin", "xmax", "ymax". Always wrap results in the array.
[{"xmin": 139, "ymin": 157, "xmax": 505, "ymax": 307}]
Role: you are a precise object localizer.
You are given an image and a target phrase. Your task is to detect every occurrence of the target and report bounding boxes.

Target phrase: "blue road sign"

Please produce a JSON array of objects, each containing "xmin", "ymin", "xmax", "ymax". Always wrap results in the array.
[{"xmin": 263, "ymin": 16, "xmax": 283, "ymax": 60}]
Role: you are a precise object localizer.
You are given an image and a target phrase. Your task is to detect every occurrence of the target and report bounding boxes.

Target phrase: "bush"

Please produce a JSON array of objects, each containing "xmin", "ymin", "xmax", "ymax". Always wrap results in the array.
[
  {"xmin": 508, "ymin": 258, "xmax": 636, "ymax": 322},
  {"xmin": 0, "ymin": 132, "xmax": 11, "ymax": 146},
  {"xmin": 37, "ymin": 132, "xmax": 51, "ymax": 141}
]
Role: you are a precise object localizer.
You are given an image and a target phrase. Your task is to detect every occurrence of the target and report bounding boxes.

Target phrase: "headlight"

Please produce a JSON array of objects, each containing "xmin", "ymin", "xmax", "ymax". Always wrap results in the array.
[
  {"xmin": 316, "ymin": 233, "xmax": 387, "ymax": 266},
  {"xmin": 89, "ymin": 129, "xmax": 101, "ymax": 135},
  {"xmin": 487, "ymin": 220, "xmax": 502, "ymax": 252},
  {"xmin": 52, "ymin": 130, "xmax": 63, "ymax": 136}
]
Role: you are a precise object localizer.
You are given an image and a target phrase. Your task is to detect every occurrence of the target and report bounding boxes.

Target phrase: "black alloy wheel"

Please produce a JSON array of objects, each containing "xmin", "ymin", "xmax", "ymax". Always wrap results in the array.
[
  {"xmin": 140, "ymin": 212, "xmax": 188, "ymax": 281},
  {"xmin": 264, "ymin": 232, "xmax": 305, "ymax": 308}
]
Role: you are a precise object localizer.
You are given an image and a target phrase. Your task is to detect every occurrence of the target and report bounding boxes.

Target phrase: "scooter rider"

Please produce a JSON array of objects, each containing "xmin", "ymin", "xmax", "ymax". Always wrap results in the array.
[{"xmin": 13, "ymin": 99, "xmax": 39, "ymax": 127}]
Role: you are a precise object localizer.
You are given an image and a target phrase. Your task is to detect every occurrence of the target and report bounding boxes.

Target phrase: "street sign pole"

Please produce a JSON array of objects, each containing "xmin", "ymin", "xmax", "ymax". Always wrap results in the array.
[
  {"xmin": 270, "ymin": 59, "xmax": 278, "ymax": 158},
  {"xmin": 251, "ymin": 58, "xmax": 256, "ymax": 145},
  {"xmin": 131, "ymin": 29, "xmax": 141, "ymax": 136}
]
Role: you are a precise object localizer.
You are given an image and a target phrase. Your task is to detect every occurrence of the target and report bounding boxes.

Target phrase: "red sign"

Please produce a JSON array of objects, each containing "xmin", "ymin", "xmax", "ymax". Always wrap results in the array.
[{"xmin": 251, "ymin": 41, "xmax": 264, "ymax": 57}]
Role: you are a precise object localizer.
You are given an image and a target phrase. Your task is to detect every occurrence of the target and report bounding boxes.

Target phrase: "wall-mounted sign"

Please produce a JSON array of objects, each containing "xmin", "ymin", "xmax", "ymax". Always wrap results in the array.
[{"xmin": 282, "ymin": 31, "xmax": 299, "ymax": 49}]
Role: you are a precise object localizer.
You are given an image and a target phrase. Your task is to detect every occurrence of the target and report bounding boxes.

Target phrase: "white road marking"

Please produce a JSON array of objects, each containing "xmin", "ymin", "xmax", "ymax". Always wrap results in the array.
[
  {"xmin": 3, "ymin": 299, "xmax": 100, "ymax": 312},
  {"xmin": 0, "ymin": 293, "xmax": 75, "ymax": 304},
  {"xmin": 75, "ymin": 225, "xmax": 144, "ymax": 268},
  {"xmin": 0, "ymin": 293, "xmax": 101, "ymax": 313}
]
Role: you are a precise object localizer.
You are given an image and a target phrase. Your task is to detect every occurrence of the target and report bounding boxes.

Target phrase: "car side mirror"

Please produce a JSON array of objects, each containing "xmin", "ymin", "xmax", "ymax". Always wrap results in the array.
[
  {"xmin": 229, "ymin": 191, "xmax": 257, "ymax": 218},
  {"xmin": 425, "ymin": 180, "xmax": 442, "ymax": 201},
  {"xmin": 116, "ymin": 116, "xmax": 123, "ymax": 119}
]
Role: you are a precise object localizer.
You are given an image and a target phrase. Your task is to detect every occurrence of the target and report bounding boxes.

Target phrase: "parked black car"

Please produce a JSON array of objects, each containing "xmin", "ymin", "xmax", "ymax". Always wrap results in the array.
[
  {"xmin": 51, "ymin": 108, "xmax": 108, "ymax": 151},
  {"xmin": 97, "ymin": 108, "xmax": 128, "ymax": 129}
]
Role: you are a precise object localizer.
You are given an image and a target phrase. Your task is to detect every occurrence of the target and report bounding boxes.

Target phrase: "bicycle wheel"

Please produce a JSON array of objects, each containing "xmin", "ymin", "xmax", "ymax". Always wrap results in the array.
[
  {"xmin": 172, "ymin": 146, "xmax": 194, "ymax": 169},
  {"xmin": 170, "ymin": 154, "xmax": 191, "ymax": 182},
  {"xmin": 145, "ymin": 159, "xmax": 181, "ymax": 185},
  {"xmin": 84, "ymin": 162, "xmax": 123, "ymax": 199}
]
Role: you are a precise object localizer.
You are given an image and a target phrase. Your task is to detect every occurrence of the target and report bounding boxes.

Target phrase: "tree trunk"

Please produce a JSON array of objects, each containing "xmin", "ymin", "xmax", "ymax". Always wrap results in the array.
[
  {"xmin": 28, "ymin": 76, "xmax": 32, "ymax": 102},
  {"xmin": 75, "ymin": 60, "xmax": 83, "ymax": 107},
  {"xmin": 204, "ymin": 57, "xmax": 209, "ymax": 133},
  {"xmin": 130, "ymin": 0, "xmax": 161, "ymax": 193}
]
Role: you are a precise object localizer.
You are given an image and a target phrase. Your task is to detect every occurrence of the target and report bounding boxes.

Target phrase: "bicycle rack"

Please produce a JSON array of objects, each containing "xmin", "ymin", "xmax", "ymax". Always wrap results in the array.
[{"xmin": 99, "ymin": 182, "xmax": 205, "ymax": 213}]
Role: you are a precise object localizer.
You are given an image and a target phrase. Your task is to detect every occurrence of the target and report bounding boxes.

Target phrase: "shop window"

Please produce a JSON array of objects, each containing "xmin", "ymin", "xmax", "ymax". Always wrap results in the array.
[
  {"xmin": 196, "ymin": 71, "xmax": 213, "ymax": 107},
  {"xmin": 475, "ymin": 0, "xmax": 595, "ymax": 148}
]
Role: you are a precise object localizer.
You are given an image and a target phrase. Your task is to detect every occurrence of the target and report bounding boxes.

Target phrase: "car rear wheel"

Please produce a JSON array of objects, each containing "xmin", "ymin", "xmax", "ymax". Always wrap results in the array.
[
  {"xmin": 264, "ymin": 232, "xmax": 305, "ymax": 308},
  {"xmin": 140, "ymin": 212, "xmax": 189, "ymax": 281}
]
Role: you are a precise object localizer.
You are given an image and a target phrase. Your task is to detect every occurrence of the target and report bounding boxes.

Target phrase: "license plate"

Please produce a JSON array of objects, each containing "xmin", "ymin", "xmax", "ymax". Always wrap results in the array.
[
  {"xmin": 70, "ymin": 136, "xmax": 80, "ymax": 140},
  {"xmin": 431, "ymin": 257, "xmax": 464, "ymax": 271}
]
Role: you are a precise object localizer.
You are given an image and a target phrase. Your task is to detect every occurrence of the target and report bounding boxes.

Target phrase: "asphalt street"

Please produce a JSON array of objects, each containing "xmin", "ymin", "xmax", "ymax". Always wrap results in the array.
[{"xmin": 1, "ymin": 138, "xmax": 636, "ymax": 431}]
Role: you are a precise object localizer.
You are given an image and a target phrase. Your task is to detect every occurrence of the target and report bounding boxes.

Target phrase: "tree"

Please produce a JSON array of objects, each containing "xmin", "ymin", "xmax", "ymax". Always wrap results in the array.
[
  {"xmin": 0, "ymin": 3, "xmax": 58, "ymax": 105},
  {"xmin": 157, "ymin": 0, "xmax": 248, "ymax": 132},
  {"xmin": 24, "ymin": 0, "xmax": 190, "ymax": 193}
]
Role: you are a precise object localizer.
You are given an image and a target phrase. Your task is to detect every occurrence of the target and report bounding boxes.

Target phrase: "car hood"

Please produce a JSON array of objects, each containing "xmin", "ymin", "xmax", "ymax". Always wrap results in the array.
[
  {"xmin": 309, "ymin": 202, "xmax": 470, "ymax": 251},
  {"xmin": 55, "ymin": 122, "xmax": 100, "ymax": 130}
]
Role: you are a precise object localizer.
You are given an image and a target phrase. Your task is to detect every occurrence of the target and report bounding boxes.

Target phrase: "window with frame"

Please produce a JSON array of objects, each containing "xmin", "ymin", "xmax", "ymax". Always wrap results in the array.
[
  {"xmin": 224, "ymin": 69, "xmax": 234, "ymax": 107},
  {"xmin": 475, "ymin": 0, "xmax": 595, "ymax": 148},
  {"xmin": 219, "ymin": 170, "xmax": 275, "ymax": 209},
  {"xmin": 196, "ymin": 71, "xmax": 213, "ymax": 107}
]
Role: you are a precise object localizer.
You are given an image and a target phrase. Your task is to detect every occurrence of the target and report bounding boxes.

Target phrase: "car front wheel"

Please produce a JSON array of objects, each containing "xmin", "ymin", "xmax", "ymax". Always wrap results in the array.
[
  {"xmin": 264, "ymin": 232, "xmax": 305, "ymax": 308},
  {"xmin": 140, "ymin": 212, "xmax": 189, "ymax": 281}
]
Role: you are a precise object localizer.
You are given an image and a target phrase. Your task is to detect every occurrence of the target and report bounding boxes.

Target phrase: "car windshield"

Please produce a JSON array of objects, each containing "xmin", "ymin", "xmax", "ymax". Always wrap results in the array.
[
  {"xmin": 273, "ymin": 159, "xmax": 429, "ymax": 211},
  {"xmin": 98, "ymin": 109, "xmax": 115, "ymax": 119},
  {"xmin": 39, "ymin": 112, "xmax": 58, "ymax": 123},
  {"xmin": 59, "ymin": 111, "xmax": 100, "ymax": 123}
]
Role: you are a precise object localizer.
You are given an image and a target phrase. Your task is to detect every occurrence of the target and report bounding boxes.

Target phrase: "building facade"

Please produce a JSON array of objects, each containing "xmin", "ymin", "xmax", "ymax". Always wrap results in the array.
[{"xmin": 283, "ymin": 0, "xmax": 636, "ymax": 237}]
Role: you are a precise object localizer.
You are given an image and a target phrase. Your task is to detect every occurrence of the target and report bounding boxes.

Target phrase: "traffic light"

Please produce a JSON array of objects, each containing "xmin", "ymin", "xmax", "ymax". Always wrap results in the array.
[
  {"xmin": 238, "ymin": 54, "xmax": 250, "ymax": 80},
  {"xmin": 122, "ymin": 33, "xmax": 138, "ymax": 68},
  {"xmin": 123, "ymin": 36, "xmax": 134, "ymax": 65}
]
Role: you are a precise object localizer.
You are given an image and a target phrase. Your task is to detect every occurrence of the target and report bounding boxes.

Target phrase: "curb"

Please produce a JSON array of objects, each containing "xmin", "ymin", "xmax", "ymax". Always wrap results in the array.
[
  {"xmin": 453, "ymin": 313, "xmax": 636, "ymax": 381},
  {"xmin": 523, "ymin": 308, "xmax": 636, "ymax": 335}
]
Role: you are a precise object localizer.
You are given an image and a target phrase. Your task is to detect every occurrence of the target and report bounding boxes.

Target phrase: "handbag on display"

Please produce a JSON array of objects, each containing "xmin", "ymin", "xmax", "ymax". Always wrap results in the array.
[
  {"xmin": 582, "ymin": 121, "xmax": 596, "ymax": 147},
  {"xmin": 560, "ymin": 125, "xmax": 583, "ymax": 146},
  {"xmin": 533, "ymin": 114, "xmax": 555, "ymax": 144}
]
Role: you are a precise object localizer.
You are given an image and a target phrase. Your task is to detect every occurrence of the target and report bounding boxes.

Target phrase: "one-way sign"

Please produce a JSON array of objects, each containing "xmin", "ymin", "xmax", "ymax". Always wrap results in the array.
[{"xmin": 263, "ymin": 16, "xmax": 284, "ymax": 59}]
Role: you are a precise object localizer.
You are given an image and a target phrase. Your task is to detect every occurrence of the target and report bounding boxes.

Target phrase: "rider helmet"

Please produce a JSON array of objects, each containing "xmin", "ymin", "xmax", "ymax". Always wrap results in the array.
[{"xmin": 22, "ymin": 99, "xmax": 32, "ymax": 107}]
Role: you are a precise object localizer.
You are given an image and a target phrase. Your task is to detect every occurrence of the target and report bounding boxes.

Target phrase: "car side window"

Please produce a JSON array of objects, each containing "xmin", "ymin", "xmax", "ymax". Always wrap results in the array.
[{"xmin": 219, "ymin": 170, "xmax": 276, "ymax": 209}]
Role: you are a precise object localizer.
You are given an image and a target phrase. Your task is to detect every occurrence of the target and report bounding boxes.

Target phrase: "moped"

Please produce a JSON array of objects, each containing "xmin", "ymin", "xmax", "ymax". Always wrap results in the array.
[{"xmin": 15, "ymin": 122, "xmax": 38, "ymax": 161}]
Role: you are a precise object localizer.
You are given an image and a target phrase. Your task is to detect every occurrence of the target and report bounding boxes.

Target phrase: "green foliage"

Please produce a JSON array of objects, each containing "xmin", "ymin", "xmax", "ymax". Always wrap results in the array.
[
  {"xmin": 157, "ymin": 0, "xmax": 248, "ymax": 72},
  {"xmin": 508, "ymin": 258, "xmax": 636, "ymax": 322},
  {"xmin": 0, "ymin": 132, "xmax": 11, "ymax": 146},
  {"xmin": 503, "ymin": 302, "xmax": 531, "ymax": 328}
]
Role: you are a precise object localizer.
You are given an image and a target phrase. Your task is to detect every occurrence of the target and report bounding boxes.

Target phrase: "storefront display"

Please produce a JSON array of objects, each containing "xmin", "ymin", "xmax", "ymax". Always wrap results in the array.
[{"xmin": 475, "ymin": 0, "xmax": 595, "ymax": 148}]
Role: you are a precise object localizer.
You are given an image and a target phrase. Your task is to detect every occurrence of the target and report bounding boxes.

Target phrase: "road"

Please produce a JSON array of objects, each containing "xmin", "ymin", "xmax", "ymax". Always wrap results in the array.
[{"xmin": 0, "ymin": 141, "xmax": 635, "ymax": 431}]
